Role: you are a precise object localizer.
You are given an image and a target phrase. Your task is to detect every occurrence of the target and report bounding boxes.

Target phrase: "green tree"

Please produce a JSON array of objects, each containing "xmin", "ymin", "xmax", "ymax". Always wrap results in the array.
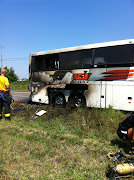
[{"xmin": 0, "ymin": 67, "xmax": 19, "ymax": 83}]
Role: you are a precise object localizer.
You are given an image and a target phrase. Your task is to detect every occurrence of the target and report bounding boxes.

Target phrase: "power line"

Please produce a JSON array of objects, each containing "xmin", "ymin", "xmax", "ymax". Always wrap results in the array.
[
  {"xmin": 2, "ymin": 57, "xmax": 29, "ymax": 61},
  {"xmin": 3, "ymin": 57, "xmax": 29, "ymax": 59},
  {"xmin": 4, "ymin": 59, "xmax": 29, "ymax": 61}
]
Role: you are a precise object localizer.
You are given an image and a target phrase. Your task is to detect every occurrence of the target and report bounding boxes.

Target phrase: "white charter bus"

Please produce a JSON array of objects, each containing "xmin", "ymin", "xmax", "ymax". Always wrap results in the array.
[{"xmin": 29, "ymin": 39, "xmax": 134, "ymax": 111}]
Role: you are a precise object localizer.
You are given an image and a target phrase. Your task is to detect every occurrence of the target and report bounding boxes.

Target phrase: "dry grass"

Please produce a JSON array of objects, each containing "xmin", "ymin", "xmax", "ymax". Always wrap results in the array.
[{"xmin": 0, "ymin": 102, "xmax": 133, "ymax": 179}]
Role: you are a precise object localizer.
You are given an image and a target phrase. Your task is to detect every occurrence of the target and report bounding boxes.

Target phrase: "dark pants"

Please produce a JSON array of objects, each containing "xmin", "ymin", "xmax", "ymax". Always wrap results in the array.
[{"xmin": 0, "ymin": 92, "xmax": 11, "ymax": 120}]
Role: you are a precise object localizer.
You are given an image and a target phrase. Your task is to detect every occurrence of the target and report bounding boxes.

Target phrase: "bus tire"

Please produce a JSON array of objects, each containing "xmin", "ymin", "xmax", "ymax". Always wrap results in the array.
[
  {"xmin": 52, "ymin": 93, "xmax": 66, "ymax": 107},
  {"xmin": 68, "ymin": 92, "xmax": 86, "ymax": 108}
]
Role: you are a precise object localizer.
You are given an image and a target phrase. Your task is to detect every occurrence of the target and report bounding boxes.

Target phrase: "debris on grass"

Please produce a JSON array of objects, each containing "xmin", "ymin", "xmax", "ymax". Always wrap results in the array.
[{"xmin": 36, "ymin": 110, "xmax": 47, "ymax": 116}]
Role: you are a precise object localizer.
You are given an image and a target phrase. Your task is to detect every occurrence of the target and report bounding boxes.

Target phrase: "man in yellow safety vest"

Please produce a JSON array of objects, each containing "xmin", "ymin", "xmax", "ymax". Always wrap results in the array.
[{"xmin": 0, "ymin": 69, "xmax": 11, "ymax": 121}]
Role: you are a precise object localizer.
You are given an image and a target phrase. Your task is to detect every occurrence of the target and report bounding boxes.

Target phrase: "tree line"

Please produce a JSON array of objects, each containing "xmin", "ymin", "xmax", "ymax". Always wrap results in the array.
[{"xmin": 0, "ymin": 66, "xmax": 19, "ymax": 83}]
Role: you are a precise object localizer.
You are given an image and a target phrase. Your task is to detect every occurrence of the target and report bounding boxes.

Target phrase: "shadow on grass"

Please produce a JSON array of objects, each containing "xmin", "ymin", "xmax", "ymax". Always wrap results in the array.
[
  {"xmin": 111, "ymin": 138, "xmax": 134, "ymax": 155},
  {"xmin": 111, "ymin": 138, "xmax": 124, "ymax": 148}
]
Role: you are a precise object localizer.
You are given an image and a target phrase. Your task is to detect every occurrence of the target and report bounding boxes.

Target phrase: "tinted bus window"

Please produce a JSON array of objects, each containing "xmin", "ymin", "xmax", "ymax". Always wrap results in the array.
[
  {"xmin": 60, "ymin": 49, "xmax": 93, "ymax": 70},
  {"xmin": 93, "ymin": 44, "xmax": 134, "ymax": 66},
  {"xmin": 34, "ymin": 56, "xmax": 46, "ymax": 71},
  {"xmin": 33, "ymin": 54, "xmax": 59, "ymax": 71}
]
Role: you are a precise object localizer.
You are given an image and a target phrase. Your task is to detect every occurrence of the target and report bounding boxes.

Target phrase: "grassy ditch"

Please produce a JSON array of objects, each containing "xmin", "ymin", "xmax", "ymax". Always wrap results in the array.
[
  {"xmin": 0, "ymin": 103, "xmax": 134, "ymax": 179},
  {"xmin": 10, "ymin": 81, "xmax": 29, "ymax": 91}
]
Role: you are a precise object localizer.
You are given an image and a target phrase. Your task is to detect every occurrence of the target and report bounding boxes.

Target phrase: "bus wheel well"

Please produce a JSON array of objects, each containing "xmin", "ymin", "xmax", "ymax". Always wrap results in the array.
[
  {"xmin": 68, "ymin": 91, "xmax": 86, "ymax": 108},
  {"xmin": 52, "ymin": 92, "xmax": 66, "ymax": 107}
]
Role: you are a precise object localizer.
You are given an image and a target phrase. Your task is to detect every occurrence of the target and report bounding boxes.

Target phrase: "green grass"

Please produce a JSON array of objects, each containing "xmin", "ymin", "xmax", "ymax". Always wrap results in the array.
[
  {"xmin": 10, "ymin": 81, "xmax": 29, "ymax": 91},
  {"xmin": 0, "ymin": 103, "xmax": 133, "ymax": 179}
]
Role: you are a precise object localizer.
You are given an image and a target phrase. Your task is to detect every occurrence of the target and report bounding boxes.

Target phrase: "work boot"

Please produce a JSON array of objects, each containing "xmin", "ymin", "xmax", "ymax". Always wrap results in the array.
[{"xmin": 5, "ymin": 117, "xmax": 11, "ymax": 121}]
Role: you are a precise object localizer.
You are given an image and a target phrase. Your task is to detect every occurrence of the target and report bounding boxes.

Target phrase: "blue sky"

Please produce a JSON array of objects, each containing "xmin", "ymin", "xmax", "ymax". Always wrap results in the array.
[{"xmin": 0, "ymin": 0, "xmax": 134, "ymax": 79}]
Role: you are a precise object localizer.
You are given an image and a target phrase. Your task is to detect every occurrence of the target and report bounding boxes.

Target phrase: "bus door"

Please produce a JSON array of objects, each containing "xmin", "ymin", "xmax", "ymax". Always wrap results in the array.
[{"xmin": 86, "ymin": 80, "xmax": 106, "ymax": 108}]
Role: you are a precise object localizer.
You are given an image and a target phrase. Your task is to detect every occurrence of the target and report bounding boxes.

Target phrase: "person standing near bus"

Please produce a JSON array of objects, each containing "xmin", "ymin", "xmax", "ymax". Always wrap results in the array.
[
  {"xmin": 0, "ymin": 69, "xmax": 11, "ymax": 121},
  {"xmin": 117, "ymin": 115, "xmax": 134, "ymax": 149}
]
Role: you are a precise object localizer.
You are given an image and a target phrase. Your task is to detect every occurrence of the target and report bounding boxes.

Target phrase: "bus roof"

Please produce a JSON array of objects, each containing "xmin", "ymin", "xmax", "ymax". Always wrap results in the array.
[{"xmin": 31, "ymin": 39, "xmax": 134, "ymax": 56}]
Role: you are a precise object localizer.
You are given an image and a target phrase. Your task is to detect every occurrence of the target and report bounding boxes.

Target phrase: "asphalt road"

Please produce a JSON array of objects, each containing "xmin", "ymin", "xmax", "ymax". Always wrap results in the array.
[{"xmin": 11, "ymin": 90, "xmax": 30, "ymax": 102}]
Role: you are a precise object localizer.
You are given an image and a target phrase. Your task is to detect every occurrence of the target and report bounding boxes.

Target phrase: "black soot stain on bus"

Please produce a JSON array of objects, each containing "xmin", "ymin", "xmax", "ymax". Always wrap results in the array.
[{"xmin": 32, "ymin": 71, "xmax": 73, "ymax": 85}]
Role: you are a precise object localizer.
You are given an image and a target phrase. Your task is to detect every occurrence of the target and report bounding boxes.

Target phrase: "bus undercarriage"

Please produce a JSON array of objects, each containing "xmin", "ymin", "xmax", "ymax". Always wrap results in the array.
[{"xmin": 29, "ymin": 80, "xmax": 134, "ymax": 111}]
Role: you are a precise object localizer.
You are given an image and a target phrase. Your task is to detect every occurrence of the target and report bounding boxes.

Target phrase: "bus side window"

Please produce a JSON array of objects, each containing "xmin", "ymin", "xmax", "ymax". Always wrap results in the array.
[
  {"xmin": 55, "ymin": 60, "xmax": 59, "ymax": 69},
  {"xmin": 47, "ymin": 60, "xmax": 59, "ymax": 70},
  {"xmin": 94, "ymin": 57, "xmax": 105, "ymax": 65},
  {"xmin": 47, "ymin": 60, "xmax": 55, "ymax": 69}
]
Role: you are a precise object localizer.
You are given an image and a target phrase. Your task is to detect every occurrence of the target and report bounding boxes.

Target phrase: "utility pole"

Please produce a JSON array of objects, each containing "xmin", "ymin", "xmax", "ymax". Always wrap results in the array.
[{"xmin": 0, "ymin": 45, "xmax": 5, "ymax": 70}]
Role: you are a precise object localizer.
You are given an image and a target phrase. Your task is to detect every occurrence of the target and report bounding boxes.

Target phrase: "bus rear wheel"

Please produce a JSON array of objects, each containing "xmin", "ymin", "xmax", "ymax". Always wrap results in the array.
[
  {"xmin": 68, "ymin": 92, "xmax": 86, "ymax": 108},
  {"xmin": 53, "ymin": 93, "xmax": 66, "ymax": 107}
]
